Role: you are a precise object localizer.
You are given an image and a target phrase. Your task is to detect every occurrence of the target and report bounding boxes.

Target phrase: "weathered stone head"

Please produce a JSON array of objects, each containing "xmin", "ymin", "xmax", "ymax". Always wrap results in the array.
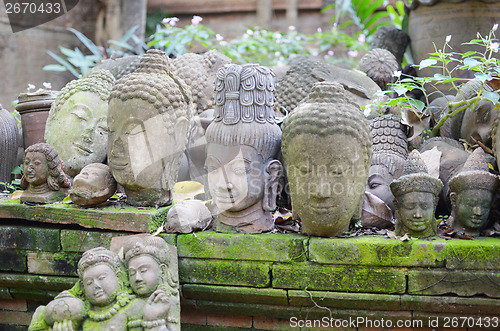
[
  {"xmin": 282, "ymin": 81, "xmax": 372, "ymax": 237},
  {"xmin": 70, "ymin": 163, "xmax": 117, "ymax": 207},
  {"xmin": 391, "ymin": 150, "xmax": 443, "ymax": 238},
  {"xmin": 108, "ymin": 49, "xmax": 194, "ymax": 207},
  {"xmin": 449, "ymin": 148, "xmax": 500, "ymax": 236},
  {"xmin": 367, "ymin": 116, "xmax": 408, "ymax": 211},
  {"xmin": 166, "ymin": 200, "xmax": 213, "ymax": 233},
  {"xmin": 450, "ymin": 79, "xmax": 498, "ymax": 148},
  {"xmin": 205, "ymin": 63, "xmax": 282, "ymax": 234},
  {"xmin": 357, "ymin": 48, "xmax": 399, "ymax": 91},
  {"xmin": 123, "ymin": 235, "xmax": 180, "ymax": 330},
  {"xmin": 45, "ymin": 69, "xmax": 115, "ymax": 177},
  {"xmin": 370, "ymin": 26, "xmax": 410, "ymax": 66},
  {"xmin": 20, "ymin": 142, "xmax": 70, "ymax": 204},
  {"xmin": 173, "ymin": 50, "xmax": 232, "ymax": 113}
]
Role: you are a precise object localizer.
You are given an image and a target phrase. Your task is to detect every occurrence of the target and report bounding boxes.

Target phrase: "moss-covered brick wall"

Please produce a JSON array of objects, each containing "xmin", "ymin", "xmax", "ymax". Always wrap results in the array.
[{"xmin": 0, "ymin": 200, "xmax": 499, "ymax": 330}]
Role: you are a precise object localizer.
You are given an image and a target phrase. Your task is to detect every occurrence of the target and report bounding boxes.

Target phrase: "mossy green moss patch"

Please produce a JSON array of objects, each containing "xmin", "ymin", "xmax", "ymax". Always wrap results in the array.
[
  {"xmin": 0, "ymin": 273, "xmax": 77, "ymax": 291},
  {"xmin": 182, "ymin": 284, "xmax": 288, "ymax": 305},
  {"xmin": 177, "ymin": 232, "xmax": 307, "ymax": 262},
  {"xmin": 179, "ymin": 258, "xmax": 271, "ymax": 287},
  {"xmin": 272, "ymin": 263, "xmax": 406, "ymax": 294}
]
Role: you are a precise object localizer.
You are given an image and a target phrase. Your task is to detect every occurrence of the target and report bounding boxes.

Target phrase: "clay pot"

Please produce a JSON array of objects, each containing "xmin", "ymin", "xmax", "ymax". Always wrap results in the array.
[
  {"xmin": 15, "ymin": 89, "xmax": 58, "ymax": 148},
  {"xmin": 406, "ymin": 0, "xmax": 500, "ymax": 96},
  {"xmin": 0, "ymin": 105, "xmax": 18, "ymax": 182}
]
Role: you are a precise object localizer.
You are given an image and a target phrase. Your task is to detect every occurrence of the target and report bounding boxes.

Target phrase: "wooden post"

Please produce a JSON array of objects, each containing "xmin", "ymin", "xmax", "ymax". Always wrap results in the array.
[
  {"xmin": 257, "ymin": 0, "xmax": 272, "ymax": 28},
  {"xmin": 287, "ymin": 0, "xmax": 298, "ymax": 28}
]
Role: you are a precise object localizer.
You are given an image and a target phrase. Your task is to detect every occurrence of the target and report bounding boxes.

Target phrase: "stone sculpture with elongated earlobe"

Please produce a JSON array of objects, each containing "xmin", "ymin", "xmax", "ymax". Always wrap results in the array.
[
  {"xmin": 108, "ymin": 49, "xmax": 195, "ymax": 207},
  {"xmin": 205, "ymin": 63, "xmax": 283, "ymax": 234},
  {"xmin": 282, "ymin": 81, "xmax": 372, "ymax": 237},
  {"xmin": 44, "ymin": 69, "xmax": 115, "ymax": 177}
]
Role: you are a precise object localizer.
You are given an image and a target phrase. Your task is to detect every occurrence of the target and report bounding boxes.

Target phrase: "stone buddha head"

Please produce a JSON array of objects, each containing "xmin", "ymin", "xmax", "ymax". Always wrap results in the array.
[
  {"xmin": 20, "ymin": 142, "xmax": 70, "ymax": 204},
  {"xmin": 367, "ymin": 116, "xmax": 408, "ymax": 211},
  {"xmin": 282, "ymin": 81, "xmax": 372, "ymax": 237},
  {"xmin": 449, "ymin": 148, "xmax": 500, "ymax": 236},
  {"xmin": 70, "ymin": 163, "xmax": 117, "ymax": 207},
  {"xmin": 391, "ymin": 150, "xmax": 443, "ymax": 238},
  {"xmin": 45, "ymin": 70, "xmax": 115, "ymax": 177},
  {"xmin": 357, "ymin": 48, "xmax": 399, "ymax": 91},
  {"xmin": 108, "ymin": 49, "xmax": 194, "ymax": 207},
  {"xmin": 205, "ymin": 63, "xmax": 282, "ymax": 234}
]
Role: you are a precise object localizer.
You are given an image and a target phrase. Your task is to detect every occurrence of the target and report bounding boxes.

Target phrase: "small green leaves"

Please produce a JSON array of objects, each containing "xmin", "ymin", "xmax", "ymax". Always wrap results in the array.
[
  {"xmin": 418, "ymin": 58, "xmax": 438, "ymax": 69},
  {"xmin": 482, "ymin": 91, "xmax": 500, "ymax": 104},
  {"xmin": 463, "ymin": 57, "xmax": 482, "ymax": 69}
]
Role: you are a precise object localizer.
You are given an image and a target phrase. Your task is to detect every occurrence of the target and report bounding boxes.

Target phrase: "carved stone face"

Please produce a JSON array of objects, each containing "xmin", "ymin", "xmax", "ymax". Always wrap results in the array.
[
  {"xmin": 453, "ymin": 189, "xmax": 493, "ymax": 230},
  {"xmin": 82, "ymin": 264, "xmax": 119, "ymax": 307},
  {"xmin": 108, "ymin": 98, "xmax": 178, "ymax": 189},
  {"xmin": 46, "ymin": 91, "xmax": 108, "ymax": 177},
  {"xmin": 461, "ymin": 100, "xmax": 498, "ymax": 147},
  {"xmin": 285, "ymin": 133, "xmax": 367, "ymax": 236},
  {"xmin": 128, "ymin": 255, "xmax": 163, "ymax": 297},
  {"xmin": 71, "ymin": 164, "xmax": 114, "ymax": 206},
  {"xmin": 366, "ymin": 164, "xmax": 394, "ymax": 210},
  {"xmin": 206, "ymin": 144, "xmax": 266, "ymax": 212},
  {"xmin": 396, "ymin": 191, "xmax": 435, "ymax": 236},
  {"xmin": 23, "ymin": 152, "xmax": 48, "ymax": 187}
]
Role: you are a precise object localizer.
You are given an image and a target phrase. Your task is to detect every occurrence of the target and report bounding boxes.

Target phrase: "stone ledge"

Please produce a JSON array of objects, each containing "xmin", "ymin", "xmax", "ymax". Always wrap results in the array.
[
  {"xmin": 27, "ymin": 252, "xmax": 81, "ymax": 276},
  {"xmin": 408, "ymin": 269, "xmax": 500, "ymax": 297},
  {"xmin": 0, "ymin": 273, "xmax": 77, "ymax": 292},
  {"xmin": 179, "ymin": 259, "xmax": 272, "ymax": 288},
  {"xmin": 178, "ymin": 232, "xmax": 307, "ymax": 262},
  {"xmin": 0, "ymin": 249, "xmax": 27, "ymax": 272},
  {"xmin": 400, "ymin": 295, "xmax": 500, "ymax": 315},
  {"xmin": 182, "ymin": 284, "xmax": 288, "ymax": 305},
  {"xmin": 0, "ymin": 199, "xmax": 170, "ymax": 233},
  {"xmin": 272, "ymin": 263, "xmax": 407, "ymax": 294},
  {"xmin": 0, "ymin": 226, "xmax": 60, "ymax": 252}
]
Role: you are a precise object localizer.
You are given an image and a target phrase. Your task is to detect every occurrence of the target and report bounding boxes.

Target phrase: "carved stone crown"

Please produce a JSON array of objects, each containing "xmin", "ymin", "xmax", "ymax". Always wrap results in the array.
[
  {"xmin": 449, "ymin": 148, "xmax": 500, "ymax": 193},
  {"xmin": 391, "ymin": 150, "xmax": 443, "ymax": 197},
  {"xmin": 77, "ymin": 247, "xmax": 122, "ymax": 276}
]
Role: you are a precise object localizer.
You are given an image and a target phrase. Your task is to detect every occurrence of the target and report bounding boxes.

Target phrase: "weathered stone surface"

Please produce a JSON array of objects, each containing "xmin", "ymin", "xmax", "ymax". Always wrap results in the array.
[
  {"xmin": 0, "ymin": 249, "xmax": 26, "ymax": 272},
  {"xmin": 442, "ymin": 237, "xmax": 500, "ymax": 270},
  {"xmin": 178, "ymin": 232, "xmax": 306, "ymax": 262},
  {"xmin": 9, "ymin": 288, "xmax": 59, "ymax": 302},
  {"xmin": 297, "ymin": 307, "xmax": 411, "ymax": 326},
  {"xmin": 0, "ymin": 273, "xmax": 76, "ymax": 292},
  {"xmin": 413, "ymin": 311, "xmax": 500, "ymax": 329},
  {"xmin": 27, "ymin": 252, "xmax": 80, "ymax": 276},
  {"xmin": 0, "ymin": 288, "xmax": 12, "ymax": 299},
  {"xmin": 179, "ymin": 259, "xmax": 271, "ymax": 288},
  {"xmin": 60, "ymin": 230, "xmax": 127, "ymax": 252},
  {"xmin": 309, "ymin": 236, "xmax": 445, "ymax": 267},
  {"xmin": 159, "ymin": 233, "xmax": 178, "ymax": 247},
  {"xmin": 288, "ymin": 290, "xmax": 401, "ymax": 311},
  {"xmin": 182, "ymin": 284, "xmax": 288, "ymax": 305},
  {"xmin": 0, "ymin": 199, "xmax": 169, "ymax": 232},
  {"xmin": 0, "ymin": 311, "xmax": 32, "ymax": 326},
  {"xmin": 400, "ymin": 295, "xmax": 500, "ymax": 315},
  {"xmin": 408, "ymin": 269, "xmax": 500, "ymax": 297},
  {"xmin": 272, "ymin": 263, "xmax": 406, "ymax": 294},
  {"xmin": 0, "ymin": 226, "xmax": 60, "ymax": 252}
]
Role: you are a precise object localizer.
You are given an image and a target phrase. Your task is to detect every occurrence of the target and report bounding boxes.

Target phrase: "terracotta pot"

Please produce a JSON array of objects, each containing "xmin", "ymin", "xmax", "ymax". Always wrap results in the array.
[
  {"xmin": 0, "ymin": 105, "xmax": 18, "ymax": 182},
  {"xmin": 406, "ymin": 0, "xmax": 500, "ymax": 95},
  {"xmin": 15, "ymin": 89, "xmax": 58, "ymax": 148}
]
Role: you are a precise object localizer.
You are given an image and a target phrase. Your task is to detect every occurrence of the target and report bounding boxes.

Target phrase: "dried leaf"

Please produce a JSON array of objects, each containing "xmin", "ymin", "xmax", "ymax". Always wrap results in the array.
[
  {"xmin": 386, "ymin": 230, "xmax": 397, "ymax": 239},
  {"xmin": 400, "ymin": 105, "xmax": 430, "ymax": 141},
  {"xmin": 361, "ymin": 192, "xmax": 394, "ymax": 229},
  {"xmin": 400, "ymin": 233, "xmax": 410, "ymax": 241}
]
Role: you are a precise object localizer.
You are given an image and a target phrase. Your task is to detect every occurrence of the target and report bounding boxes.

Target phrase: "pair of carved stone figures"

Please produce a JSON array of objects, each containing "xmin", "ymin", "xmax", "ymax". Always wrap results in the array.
[{"xmin": 29, "ymin": 235, "xmax": 179, "ymax": 331}]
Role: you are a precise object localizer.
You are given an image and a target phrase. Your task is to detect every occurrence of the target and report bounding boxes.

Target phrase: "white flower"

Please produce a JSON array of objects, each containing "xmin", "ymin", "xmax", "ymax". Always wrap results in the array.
[
  {"xmin": 43, "ymin": 82, "xmax": 52, "ymax": 89},
  {"xmin": 357, "ymin": 34, "xmax": 366, "ymax": 43},
  {"xmin": 246, "ymin": 29, "xmax": 253, "ymax": 35},
  {"xmin": 312, "ymin": 51, "xmax": 319, "ymax": 56},
  {"xmin": 27, "ymin": 84, "xmax": 35, "ymax": 90},
  {"xmin": 288, "ymin": 25, "xmax": 295, "ymax": 31},
  {"xmin": 216, "ymin": 34, "xmax": 224, "ymax": 41},
  {"xmin": 347, "ymin": 50, "xmax": 358, "ymax": 57},
  {"xmin": 317, "ymin": 27, "xmax": 322, "ymax": 33},
  {"xmin": 243, "ymin": 33, "xmax": 249, "ymax": 39},
  {"xmin": 328, "ymin": 50, "xmax": 334, "ymax": 56},
  {"xmin": 219, "ymin": 41, "xmax": 228, "ymax": 46},
  {"xmin": 393, "ymin": 70, "xmax": 402, "ymax": 78},
  {"xmin": 445, "ymin": 35, "xmax": 452, "ymax": 43},
  {"xmin": 191, "ymin": 15, "xmax": 202, "ymax": 25},
  {"xmin": 274, "ymin": 51, "xmax": 281, "ymax": 57},
  {"xmin": 295, "ymin": 36, "xmax": 301, "ymax": 41},
  {"xmin": 493, "ymin": 23, "xmax": 499, "ymax": 32},
  {"xmin": 162, "ymin": 17, "xmax": 179, "ymax": 26},
  {"xmin": 490, "ymin": 42, "xmax": 499, "ymax": 53}
]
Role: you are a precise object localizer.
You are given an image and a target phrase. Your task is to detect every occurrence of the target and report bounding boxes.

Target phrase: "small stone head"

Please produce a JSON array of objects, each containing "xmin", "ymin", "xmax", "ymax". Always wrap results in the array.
[
  {"xmin": 108, "ymin": 49, "xmax": 194, "ymax": 206},
  {"xmin": 205, "ymin": 63, "xmax": 282, "ymax": 233},
  {"xmin": 282, "ymin": 81, "xmax": 372, "ymax": 237},
  {"xmin": 45, "ymin": 69, "xmax": 115, "ymax": 177},
  {"xmin": 123, "ymin": 235, "xmax": 173, "ymax": 298},
  {"xmin": 21, "ymin": 142, "xmax": 70, "ymax": 192},
  {"xmin": 367, "ymin": 116, "xmax": 408, "ymax": 210},
  {"xmin": 77, "ymin": 247, "xmax": 124, "ymax": 307},
  {"xmin": 357, "ymin": 48, "xmax": 399, "ymax": 91},
  {"xmin": 391, "ymin": 150, "xmax": 443, "ymax": 238},
  {"xmin": 449, "ymin": 148, "xmax": 500, "ymax": 236},
  {"xmin": 70, "ymin": 163, "xmax": 117, "ymax": 206},
  {"xmin": 165, "ymin": 200, "xmax": 212, "ymax": 233}
]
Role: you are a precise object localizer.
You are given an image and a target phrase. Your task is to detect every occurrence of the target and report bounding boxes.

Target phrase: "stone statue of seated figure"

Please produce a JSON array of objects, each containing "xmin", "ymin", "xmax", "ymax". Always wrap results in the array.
[
  {"xmin": 45, "ymin": 70, "xmax": 115, "ymax": 178},
  {"xmin": 70, "ymin": 163, "xmax": 117, "ymax": 207},
  {"xmin": 123, "ymin": 235, "xmax": 180, "ymax": 331},
  {"xmin": 448, "ymin": 148, "xmax": 500, "ymax": 237},
  {"xmin": 205, "ymin": 63, "xmax": 283, "ymax": 234},
  {"xmin": 20, "ymin": 143, "xmax": 70, "ymax": 204},
  {"xmin": 391, "ymin": 150, "xmax": 443, "ymax": 238}
]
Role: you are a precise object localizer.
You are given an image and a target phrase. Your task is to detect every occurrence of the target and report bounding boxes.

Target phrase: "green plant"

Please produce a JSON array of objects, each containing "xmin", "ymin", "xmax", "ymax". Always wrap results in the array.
[
  {"xmin": 0, "ymin": 165, "xmax": 23, "ymax": 194},
  {"xmin": 365, "ymin": 26, "xmax": 500, "ymax": 140},
  {"xmin": 44, "ymin": 26, "xmax": 146, "ymax": 78}
]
